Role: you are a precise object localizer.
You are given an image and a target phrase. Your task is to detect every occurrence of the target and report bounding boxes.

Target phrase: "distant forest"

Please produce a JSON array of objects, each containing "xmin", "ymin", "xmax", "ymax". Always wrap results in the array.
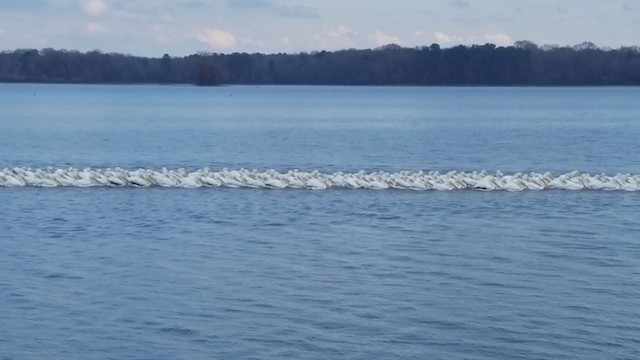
[{"xmin": 1, "ymin": 41, "xmax": 640, "ymax": 85}]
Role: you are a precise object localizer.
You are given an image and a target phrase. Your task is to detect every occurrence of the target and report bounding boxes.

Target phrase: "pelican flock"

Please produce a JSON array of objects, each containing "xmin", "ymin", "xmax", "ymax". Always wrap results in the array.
[{"xmin": 1, "ymin": 167, "xmax": 640, "ymax": 191}]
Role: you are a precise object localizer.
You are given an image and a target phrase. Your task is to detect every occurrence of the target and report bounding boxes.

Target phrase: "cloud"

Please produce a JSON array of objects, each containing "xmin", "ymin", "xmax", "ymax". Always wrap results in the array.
[
  {"xmin": 195, "ymin": 28, "xmax": 237, "ymax": 49},
  {"xmin": 81, "ymin": 0, "xmax": 107, "ymax": 16},
  {"xmin": 275, "ymin": 4, "xmax": 320, "ymax": 18},
  {"xmin": 329, "ymin": 25, "xmax": 356, "ymax": 38},
  {"xmin": 430, "ymin": 31, "xmax": 511, "ymax": 46},
  {"xmin": 314, "ymin": 25, "xmax": 357, "ymax": 48},
  {"xmin": 226, "ymin": 0, "xmax": 271, "ymax": 9},
  {"xmin": 484, "ymin": 32, "xmax": 513, "ymax": 45},
  {"xmin": 0, "ymin": 28, "xmax": 5, "ymax": 36},
  {"xmin": 85, "ymin": 22, "xmax": 109, "ymax": 34},
  {"xmin": 369, "ymin": 30, "xmax": 401, "ymax": 46},
  {"xmin": 433, "ymin": 31, "xmax": 462, "ymax": 44},
  {"xmin": 623, "ymin": 3, "xmax": 639, "ymax": 11},
  {"xmin": 452, "ymin": 0, "xmax": 470, "ymax": 8}
]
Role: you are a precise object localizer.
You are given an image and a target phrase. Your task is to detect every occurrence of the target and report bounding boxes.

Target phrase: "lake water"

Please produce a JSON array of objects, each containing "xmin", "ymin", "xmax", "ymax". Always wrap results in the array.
[{"xmin": 1, "ymin": 84, "xmax": 640, "ymax": 359}]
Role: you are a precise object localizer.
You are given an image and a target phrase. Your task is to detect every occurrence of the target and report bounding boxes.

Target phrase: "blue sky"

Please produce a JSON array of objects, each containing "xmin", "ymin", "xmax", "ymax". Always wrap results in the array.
[{"xmin": 0, "ymin": 0, "xmax": 639, "ymax": 56}]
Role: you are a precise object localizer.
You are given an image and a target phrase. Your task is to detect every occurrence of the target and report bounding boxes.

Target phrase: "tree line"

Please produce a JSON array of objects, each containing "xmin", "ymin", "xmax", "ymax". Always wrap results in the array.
[{"xmin": 1, "ymin": 41, "xmax": 640, "ymax": 86}]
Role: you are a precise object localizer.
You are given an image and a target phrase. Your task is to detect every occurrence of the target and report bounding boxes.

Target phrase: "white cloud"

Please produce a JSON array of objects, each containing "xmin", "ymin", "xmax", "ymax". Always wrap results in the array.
[
  {"xmin": 368, "ymin": 30, "xmax": 400, "ymax": 46},
  {"xmin": 195, "ymin": 28, "xmax": 237, "ymax": 49},
  {"xmin": 81, "ymin": 0, "xmax": 107, "ymax": 16},
  {"xmin": 314, "ymin": 25, "xmax": 357, "ymax": 48},
  {"xmin": 328, "ymin": 25, "xmax": 356, "ymax": 40},
  {"xmin": 484, "ymin": 32, "xmax": 513, "ymax": 45},
  {"xmin": 0, "ymin": 28, "xmax": 6, "ymax": 36},
  {"xmin": 85, "ymin": 22, "xmax": 109, "ymax": 34},
  {"xmin": 433, "ymin": 31, "xmax": 462, "ymax": 44}
]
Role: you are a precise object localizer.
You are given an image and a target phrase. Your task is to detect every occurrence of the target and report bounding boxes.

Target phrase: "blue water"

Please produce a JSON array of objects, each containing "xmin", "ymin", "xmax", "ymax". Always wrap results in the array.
[{"xmin": 1, "ymin": 85, "xmax": 640, "ymax": 359}]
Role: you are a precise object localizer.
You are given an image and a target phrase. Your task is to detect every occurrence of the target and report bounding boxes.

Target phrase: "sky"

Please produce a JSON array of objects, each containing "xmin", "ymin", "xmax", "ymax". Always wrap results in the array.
[{"xmin": 0, "ymin": 0, "xmax": 639, "ymax": 57}]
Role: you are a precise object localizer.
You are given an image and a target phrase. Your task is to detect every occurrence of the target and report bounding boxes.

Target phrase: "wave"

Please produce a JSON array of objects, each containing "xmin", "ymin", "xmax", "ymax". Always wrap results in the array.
[{"xmin": 2, "ymin": 167, "xmax": 640, "ymax": 191}]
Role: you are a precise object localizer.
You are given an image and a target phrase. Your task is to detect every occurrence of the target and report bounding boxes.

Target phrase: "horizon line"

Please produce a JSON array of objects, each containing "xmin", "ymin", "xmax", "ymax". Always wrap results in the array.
[{"xmin": 3, "ymin": 41, "xmax": 639, "ymax": 59}]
